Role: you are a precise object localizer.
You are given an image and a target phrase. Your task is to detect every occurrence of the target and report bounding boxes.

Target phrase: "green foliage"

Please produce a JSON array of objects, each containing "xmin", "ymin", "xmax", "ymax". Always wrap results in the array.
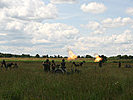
[
  {"xmin": 85, "ymin": 55, "xmax": 93, "ymax": 58},
  {"xmin": 110, "ymin": 55, "xmax": 133, "ymax": 59}
]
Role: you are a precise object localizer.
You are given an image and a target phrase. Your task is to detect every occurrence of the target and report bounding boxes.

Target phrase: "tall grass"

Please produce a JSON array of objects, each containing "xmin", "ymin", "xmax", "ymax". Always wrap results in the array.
[{"xmin": 0, "ymin": 61, "xmax": 133, "ymax": 100}]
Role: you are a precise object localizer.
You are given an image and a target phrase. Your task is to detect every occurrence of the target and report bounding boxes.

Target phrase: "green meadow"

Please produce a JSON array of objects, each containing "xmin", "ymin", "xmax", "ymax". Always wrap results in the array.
[{"xmin": 0, "ymin": 58, "xmax": 133, "ymax": 100}]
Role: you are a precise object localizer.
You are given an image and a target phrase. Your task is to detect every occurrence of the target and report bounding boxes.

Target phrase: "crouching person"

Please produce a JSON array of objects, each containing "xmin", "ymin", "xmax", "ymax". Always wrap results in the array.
[
  {"xmin": 6, "ymin": 63, "xmax": 14, "ymax": 70},
  {"xmin": 13, "ymin": 63, "xmax": 18, "ymax": 69}
]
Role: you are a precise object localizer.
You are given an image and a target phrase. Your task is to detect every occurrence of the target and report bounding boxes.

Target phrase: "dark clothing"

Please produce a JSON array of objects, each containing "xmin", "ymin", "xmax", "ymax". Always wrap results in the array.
[
  {"xmin": 7, "ymin": 63, "xmax": 13, "ymax": 69},
  {"xmin": 99, "ymin": 61, "xmax": 102, "ymax": 67},
  {"xmin": 1, "ymin": 60, "xmax": 6, "ymax": 68},
  {"xmin": 119, "ymin": 62, "xmax": 121, "ymax": 68},
  {"xmin": 61, "ymin": 62, "xmax": 66, "ymax": 67},
  {"xmin": 43, "ymin": 63, "xmax": 47, "ymax": 71},
  {"xmin": 80, "ymin": 62, "xmax": 83, "ymax": 66},
  {"xmin": 61, "ymin": 61, "xmax": 66, "ymax": 72},
  {"xmin": 51, "ymin": 63, "xmax": 56, "ymax": 71},
  {"xmin": 43, "ymin": 61, "xmax": 51, "ymax": 72}
]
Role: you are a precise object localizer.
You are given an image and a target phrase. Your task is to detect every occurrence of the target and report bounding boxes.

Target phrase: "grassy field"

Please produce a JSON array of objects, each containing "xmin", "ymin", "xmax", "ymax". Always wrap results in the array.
[
  {"xmin": 0, "ymin": 58, "xmax": 94, "ymax": 62},
  {"xmin": 0, "ymin": 58, "xmax": 133, "ymax": 100},
  {"xmin": 0, "ymin": 57, "xmax": 133, "ymax": 63}
]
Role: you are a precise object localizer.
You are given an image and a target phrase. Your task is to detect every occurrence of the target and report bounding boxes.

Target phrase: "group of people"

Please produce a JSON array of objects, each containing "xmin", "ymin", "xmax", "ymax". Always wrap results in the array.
[
  {"xmin": 42, "ymin": 59, "xmax": 66, "ymax": 72},
  {"xmin": 1, "ymin": 60, "xmax": 18, "ymax": 70},
  {"xmin": 42, "ymin": 59, "xmax": 85, "ymax": 73}
]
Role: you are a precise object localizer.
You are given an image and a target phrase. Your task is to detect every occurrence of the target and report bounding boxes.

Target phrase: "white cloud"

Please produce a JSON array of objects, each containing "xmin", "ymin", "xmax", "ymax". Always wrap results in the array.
[
  {"xmin": 81, "ymin": 17, "xmax": 133, "ymax": 35},
  {"xmin": 131, "ymin": 25, "xmax": 133, "ymax": 28},
  {"xmin": 126, "ymin": 8, "xmax": 133, "ymax": 15},
  {"xmin": 0, "ymin": 0, "xmax": 132, "ymax": 56},
  {"xmin": 0, "ymin": 0, "xmax": 79, "ymax": 53},
  {"xmin": 80, "ymin": 2, "xmax": 106, "ymax": 14},
  {"xmin": 0, "ymin": 18, "xmax": 79, "ymax": 45},
  {"xmin": 0, "ymin": 45, "xmax": 70, "ymax": 56},
  {"xmin": 6, "ymin": 21, "xmax": 25, "ymax": 31},
  {"xmin": 81, "ymin": 21, "xmax": 106, "ymax": 34},
  {"xmin": 92, "ymin": 28, "xmax": 106, "ymax": 34},
  {"xmin": 112, "ymin": 30, "xmax": 133, "ymax": 44},
  {"xmin": 68, "ymin": 30, "xmax": 133, "ymax": 56},
  {"xmin": 24, "ymin": 22, "xmax": 79, "ymax": 44},
  {"xmin": 51, "ymin": 0, "xmax": 77, "ymax": 4},
  {"xmin": 102, "ymin": 17, "xmax": 133, "ymax": 28},
  {"xmin": 0, "ymin": 33, "xmax": 7, "ymax": 36},
  {"xmin": 0, "ymin": 41, "xmax": 7, "ymax": 44},
  {"xmin": 0, "ymin": 0, "xmax": 58, "ymax": 21},
  {"xmin": 81, "ymin": 21, "xmax": 100, "ymax": 30}
]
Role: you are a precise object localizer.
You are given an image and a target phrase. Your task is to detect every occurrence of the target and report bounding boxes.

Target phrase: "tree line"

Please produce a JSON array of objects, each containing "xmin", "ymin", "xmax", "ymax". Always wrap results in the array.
[
  {"xmin": 0, "ymin": 53, "xmax": 93, "ymax": 58},
  {"xmin": 109, "ymin": 55, "xmax": 133, "ymax": 59},
  {"xmin": 0, "ymin": 52, "xmax": 133, "ymax": 59}
]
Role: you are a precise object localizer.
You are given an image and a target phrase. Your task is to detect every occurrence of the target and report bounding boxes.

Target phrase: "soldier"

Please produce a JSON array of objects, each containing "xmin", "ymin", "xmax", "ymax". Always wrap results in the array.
[
  {"xmin": 14, "ymin": 63, "xmax": 18, "ymax": 68},
  {"xmin": 43, "ymin": 59, "xmax": 51, "ymax": 72},
  {"xmin": 6, "ymin": 63, "xmax": 14, "ymax": 70},
  {"xmin": 79, "ymin": 62, "xmax": 84, "ymax": 66},
  {"xmin": 51, "ymin": 60, "xmax": 56, "ymax": 71},
  {"xmin": 61, "ymin": 59, "xmax": 66, "ymax": 72},
  {"xmin": 118, "ymin": 62, "xmax": 121, "ymax": 68},
  {"xmin": 42, "ymin": 61, "xmax": 47, "ymax": 72},
  {"xmin": 1, "ymin": 60, "xmax": 6, "ymax": 68},
  {"xmin": 99, "ymin": 61, "xmax": 102, "ymax": 67}
]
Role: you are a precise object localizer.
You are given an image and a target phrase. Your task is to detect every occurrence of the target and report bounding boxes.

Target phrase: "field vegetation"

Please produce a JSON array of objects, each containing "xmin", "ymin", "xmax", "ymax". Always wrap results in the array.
[{"xmin": 0, "ymin": 58, "xmax": 133, "ymax": 100}]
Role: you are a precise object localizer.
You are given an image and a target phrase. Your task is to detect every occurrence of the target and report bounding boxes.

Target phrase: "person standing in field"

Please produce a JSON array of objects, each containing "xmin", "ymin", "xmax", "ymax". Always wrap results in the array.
[
  {"xmin": 61, "ymin": 59, "xmax": 66, "ymax": 72},
  {"xmin": 51, "ymin": 60, "xmax": 56, "ymax": 72},
  {"xmin": 1, "ymin": 60, "xmax": 6, "ymax": 68},
  {"xmin": 46, "ymin": 59, "xmax": 51, "ymax": 71},
  {"xmin": 43, "ymin": 59, "xmax": 51, "ymax": 72},
  {"xmin": 42, "ymin": 61, "xmax": 47, "ymax": 72},
  {"xmin": 99, "ymin": 61, "xmax": 102, "ymax": 67},
  {"xmin": 118, "ymin": 61, "xmax": 121, "ymax": 68}
]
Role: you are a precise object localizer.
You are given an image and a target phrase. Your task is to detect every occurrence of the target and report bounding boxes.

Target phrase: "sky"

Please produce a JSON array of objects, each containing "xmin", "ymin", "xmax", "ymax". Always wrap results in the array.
[{"xmin": 0, "ymin": 0, "xmax": 133, "ymax": 57}]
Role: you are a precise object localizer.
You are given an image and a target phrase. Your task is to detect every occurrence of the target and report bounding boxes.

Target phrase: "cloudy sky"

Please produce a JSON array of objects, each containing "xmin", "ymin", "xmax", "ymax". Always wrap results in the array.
[{"xmin": 0, "ymin": 0, "xmax": 133, "ymax": 56}]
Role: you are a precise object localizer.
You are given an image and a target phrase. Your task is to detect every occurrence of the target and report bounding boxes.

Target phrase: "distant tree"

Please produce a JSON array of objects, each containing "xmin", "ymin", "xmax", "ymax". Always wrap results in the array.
[
  {"xmin": 54, "ymin": 55, "xmax": 57, "ymax": 58},
  {"xmin": 77, "ymin": 55, "xmax": 80, "ymax": 58},
  {"xmin": 35, "ymin": 54, "xmax": 40, "ymax": 58},
  {"xmin": 129, "ymin": 55, "xmax": 133, "ymax": 59},
  {"xmin": 117, "ymin": 55, "xmax": 122, "ymax": 59},
  {"xmin": 21, "ymin": 54, "xmax": 30, "ymax": 58},
  {"xmin": 85, "ymin": 55, "xmax": 93, "ymax": 58},
  {"xmin": 81, "ymin": 56, "xmax": 84, "ymax": 58},
  {"xmin": 42, "ymin": 55, "xmax": 49, "ymax": 58},
  {"xmin": 50, "ymin": 56, "xmax": 54, "ymax": 58},
  {"xmin": 122, "ymin": 55, "xmax": 128, "ymax": 59},
  {"xmin": 0, "ymin": 53, "xmax": 3, "ymax": 57},
  {"xmin": 58, "ymin": 55, "xmax": 61, "ymax": 58},
  {"xmin": 46, "ymin": 55, "xmax": 49, "ymax": 58}
]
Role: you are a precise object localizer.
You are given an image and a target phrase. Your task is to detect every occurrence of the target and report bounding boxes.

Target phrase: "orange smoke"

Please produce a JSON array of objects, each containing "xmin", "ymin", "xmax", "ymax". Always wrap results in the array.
[
  {"xmin": 67, "ymin": 49, "xmax": 77, "ymax": 60},
  {"xmin": 94, "ymin": 54, "xmax": 102, "ymax": 62}
]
